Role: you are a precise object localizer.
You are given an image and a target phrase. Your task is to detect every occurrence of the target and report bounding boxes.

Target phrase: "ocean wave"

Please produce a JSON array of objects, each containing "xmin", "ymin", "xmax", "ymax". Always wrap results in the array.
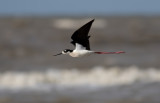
[
  {"xmin": 53, "ymin": 19, "xmax": 106, "ymax": 29},
  {"xmin": 0, "ymin": 66, "xmax": 160, "ymax": 90}
]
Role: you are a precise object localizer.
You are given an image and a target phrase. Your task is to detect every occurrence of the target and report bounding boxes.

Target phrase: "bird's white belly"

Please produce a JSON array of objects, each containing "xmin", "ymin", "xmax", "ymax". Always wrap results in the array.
[{"xmin": 70, "ymin": 50, "xmax": 94, "ymax": 57}]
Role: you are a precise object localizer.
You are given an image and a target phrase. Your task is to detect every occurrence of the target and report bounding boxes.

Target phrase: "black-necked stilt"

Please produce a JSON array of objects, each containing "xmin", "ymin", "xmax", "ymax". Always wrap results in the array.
[{"xmin": 54, "ymin": 19, "xmax": 125, "ymax": 57}]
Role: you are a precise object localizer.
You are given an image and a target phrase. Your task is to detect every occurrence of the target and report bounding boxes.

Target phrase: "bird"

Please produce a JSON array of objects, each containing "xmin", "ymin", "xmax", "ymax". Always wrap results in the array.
[{"xmin": 54, "ymin": 19, "xmax": 125, "ymax": 57}]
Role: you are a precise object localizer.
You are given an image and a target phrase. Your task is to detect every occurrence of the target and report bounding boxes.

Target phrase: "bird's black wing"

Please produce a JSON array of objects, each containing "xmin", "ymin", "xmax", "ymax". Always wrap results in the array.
[{"xmin": 71, "ymin": 19, "xmax": 94, "ymax": 50}]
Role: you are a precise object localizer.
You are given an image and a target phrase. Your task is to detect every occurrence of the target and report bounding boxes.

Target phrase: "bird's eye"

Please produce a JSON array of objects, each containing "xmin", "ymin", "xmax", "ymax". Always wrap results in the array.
[{"xmin": 64, "ymin": 50, "xmax": 67, "ymax": 52}]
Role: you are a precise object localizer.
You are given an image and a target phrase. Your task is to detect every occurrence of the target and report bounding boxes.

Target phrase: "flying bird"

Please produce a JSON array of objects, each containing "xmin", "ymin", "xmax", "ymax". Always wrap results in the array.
[{"xmin": 54, "ymin": 19, "xmax": 125, "ymax": 57}]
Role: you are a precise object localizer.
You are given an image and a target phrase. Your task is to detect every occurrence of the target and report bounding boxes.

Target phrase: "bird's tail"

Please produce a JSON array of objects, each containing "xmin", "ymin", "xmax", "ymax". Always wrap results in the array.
[{"xmin": 95, "ymin": 51, "xmax": 125, "ymax": 54}]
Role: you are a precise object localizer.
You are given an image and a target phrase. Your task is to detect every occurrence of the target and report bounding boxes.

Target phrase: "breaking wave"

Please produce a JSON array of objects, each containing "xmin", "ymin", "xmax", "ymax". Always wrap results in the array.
[{"xmin": 0, "ymin": 66, "xmax": 160, "ymax": 90}]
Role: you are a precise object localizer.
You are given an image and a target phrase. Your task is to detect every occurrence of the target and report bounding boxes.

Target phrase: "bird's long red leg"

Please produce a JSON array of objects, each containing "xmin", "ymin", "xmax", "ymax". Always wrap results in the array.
[{"xmin": 95, "ymin": 51, "xmax": 125, "ymax": 54}]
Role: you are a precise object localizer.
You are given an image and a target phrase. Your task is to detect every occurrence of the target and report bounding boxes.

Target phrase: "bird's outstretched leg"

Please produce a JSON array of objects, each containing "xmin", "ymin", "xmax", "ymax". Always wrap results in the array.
[{"xmin": 95, "ymin": 51, "xmax": 125, "ymax": 54}]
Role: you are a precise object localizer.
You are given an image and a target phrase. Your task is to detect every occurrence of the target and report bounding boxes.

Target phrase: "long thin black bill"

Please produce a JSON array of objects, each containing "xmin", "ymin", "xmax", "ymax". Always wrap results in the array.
[{"xmin": 53, "ymin": 53, "xmax": 62, "ymax": 56}]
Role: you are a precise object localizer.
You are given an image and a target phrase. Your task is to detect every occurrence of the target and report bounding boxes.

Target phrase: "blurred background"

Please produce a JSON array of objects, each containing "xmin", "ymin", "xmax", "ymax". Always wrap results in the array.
[{"xmin": 0, "ymin": 0, "xmax": 160, "ymax": 103}]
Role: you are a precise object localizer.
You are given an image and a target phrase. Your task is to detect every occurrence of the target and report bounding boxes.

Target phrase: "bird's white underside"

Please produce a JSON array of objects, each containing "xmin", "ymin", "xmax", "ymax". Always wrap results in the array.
[{"xmin": 69, "ymin": 50, "xmax": 94, "ymax": 57}]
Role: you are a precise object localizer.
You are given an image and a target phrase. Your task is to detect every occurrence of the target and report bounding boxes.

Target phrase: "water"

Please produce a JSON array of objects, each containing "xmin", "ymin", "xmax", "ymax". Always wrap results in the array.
[
  {"xmin": 0, "ymin": 66, "xmax": 160, "ymax": 103},
  {"xmin": 0, "ymin": 17, "xmax": 160, "ymax": 102},
  {"xmin": 1, "ymin": 18, "xmax": 160, "ymax": 70},
  {"xmin": 0, "ymin": 66, "xmax": 160, "ymax": 90}
]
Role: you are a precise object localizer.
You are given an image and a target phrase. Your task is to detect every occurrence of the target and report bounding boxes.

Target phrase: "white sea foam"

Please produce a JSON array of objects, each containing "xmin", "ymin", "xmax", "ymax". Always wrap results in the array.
[
  {"xmin": 0, "ymin": 66, "xmax": 160, "ymax": 90},
  {"xmin": 53, "ymin": 19, "xmax": 107, "ymax": 29}
]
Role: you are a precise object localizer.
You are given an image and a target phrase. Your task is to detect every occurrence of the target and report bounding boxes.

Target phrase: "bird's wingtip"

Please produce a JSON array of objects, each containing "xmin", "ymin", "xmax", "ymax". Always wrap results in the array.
[
  {"xmin": 91, "ymin": 19, "xmax": 95, "ymax": 22},
  {"xmin": 87, "ymin": 19, "xmax": 95, "ymax": 24}
]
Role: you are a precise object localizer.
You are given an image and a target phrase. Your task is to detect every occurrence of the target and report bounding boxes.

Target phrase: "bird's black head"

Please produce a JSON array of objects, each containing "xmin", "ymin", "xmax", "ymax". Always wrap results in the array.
[{"xmin": 62, "ymin": 49, "xmax": 73, "ymax": 54}]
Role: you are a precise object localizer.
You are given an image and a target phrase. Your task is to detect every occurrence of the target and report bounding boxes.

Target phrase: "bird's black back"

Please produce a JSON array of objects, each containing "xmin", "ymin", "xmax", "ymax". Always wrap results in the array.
[{"xmin": 71, "ymin": 19, "xmax": 94, "ymax": 50}]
